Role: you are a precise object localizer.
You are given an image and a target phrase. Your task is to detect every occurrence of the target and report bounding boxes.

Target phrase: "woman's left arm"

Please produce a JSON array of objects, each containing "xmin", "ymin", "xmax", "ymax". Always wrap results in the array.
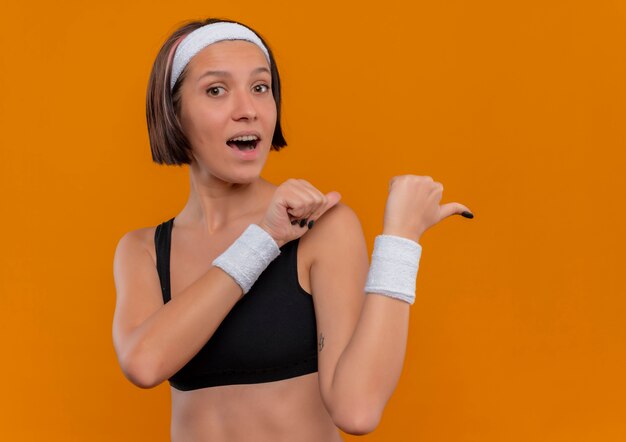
[
  {"xmin": 307, "ymin": 175, "xmax": 472, "ymax": 435},
  {"xmin": 309, "ymin": 202, "xmax": 411, "ymax": 436}
]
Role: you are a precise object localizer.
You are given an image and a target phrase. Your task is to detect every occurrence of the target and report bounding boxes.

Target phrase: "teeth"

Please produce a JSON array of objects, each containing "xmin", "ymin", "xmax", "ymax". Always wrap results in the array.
[{"xmin": 229, "ymin": 135, "xmax": 259, "ymax": 142}]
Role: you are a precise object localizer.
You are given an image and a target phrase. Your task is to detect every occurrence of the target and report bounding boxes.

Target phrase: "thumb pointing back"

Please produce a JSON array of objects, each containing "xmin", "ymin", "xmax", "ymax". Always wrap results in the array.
[
  {"xmin": 440, "ymin": 202, "xmax": 473, "ymax": 220},
  {"xmin": 307, "ymin": 191, "xmax": 342, "ymax": 227},
  {"xmin": 324, "ymin": 191, "xmax": 342, "ymax": 213}
]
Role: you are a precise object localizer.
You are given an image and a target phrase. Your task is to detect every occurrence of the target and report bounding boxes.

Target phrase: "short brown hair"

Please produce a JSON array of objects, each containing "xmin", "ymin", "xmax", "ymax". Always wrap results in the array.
[{"xmin": 146, "ymin": 18, "xmax": 288, "ymax": 165}]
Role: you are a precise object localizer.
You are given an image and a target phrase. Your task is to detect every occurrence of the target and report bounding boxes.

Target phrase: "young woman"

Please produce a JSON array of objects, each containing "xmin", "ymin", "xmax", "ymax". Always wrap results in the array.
[{"xmin": 112, "ymin": 18, "xmax": 473, "ymax": 441}]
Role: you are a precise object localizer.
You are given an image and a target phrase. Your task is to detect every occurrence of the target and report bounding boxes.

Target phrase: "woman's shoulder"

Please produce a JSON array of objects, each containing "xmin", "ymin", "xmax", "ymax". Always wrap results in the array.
[
  {"xmin": 313, "ymin": 201, "xmax": 362, "ymax": 232},
  {"xmin": 300, "ymin": 201, "xmax": 364, "ymax": 254},
  {"xmin": 115, "ymin": 222, "xmax": 163, "ymax": 268}
]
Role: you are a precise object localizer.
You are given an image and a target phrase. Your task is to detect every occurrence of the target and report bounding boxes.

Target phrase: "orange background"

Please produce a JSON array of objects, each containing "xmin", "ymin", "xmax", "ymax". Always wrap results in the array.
[{"xmin": 2, "ymin": 0, "xmax": 625, "ymax": 440}]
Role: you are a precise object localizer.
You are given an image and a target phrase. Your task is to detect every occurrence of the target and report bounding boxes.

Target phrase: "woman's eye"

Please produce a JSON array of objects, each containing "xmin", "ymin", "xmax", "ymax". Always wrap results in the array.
[
  {"xmin": 254, "ymin": 84, "xmax": 270, "ymax": 93},
  {"xmin": 206, "ymin": 86, "xmax": 225, "ymax": 96}
]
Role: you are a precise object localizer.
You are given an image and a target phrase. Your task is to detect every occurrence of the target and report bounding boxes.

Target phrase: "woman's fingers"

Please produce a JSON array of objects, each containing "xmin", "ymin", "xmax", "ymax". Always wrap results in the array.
[
  {"xmin": 383, "ymin": 174, "xmax": 475, "ymax": 242},
  {"xmin": 323, "ymin": 191, "xmax": 342, "ymax": 212},
  {"xmin": 301, "ymin": 191, "xmax": 342, "ymax": 228},
  {"xmin": 287, "ymin": 179, "xmax": 341, "ymax": 229},
  {"xmin": 439, "ymin": 202, "xmax": 474, "ymax": 221}
]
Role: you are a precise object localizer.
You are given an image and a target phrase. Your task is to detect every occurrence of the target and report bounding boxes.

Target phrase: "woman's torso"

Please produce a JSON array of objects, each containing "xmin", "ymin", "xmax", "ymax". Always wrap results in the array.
[{"xmin": 139, "ymin": 190, "xmax": 343, "ymax": 441}]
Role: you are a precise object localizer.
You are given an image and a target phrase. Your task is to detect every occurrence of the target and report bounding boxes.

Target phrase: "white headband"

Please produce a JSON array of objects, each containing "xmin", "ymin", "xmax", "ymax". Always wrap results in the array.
[{"xmin": 170, "ymin": 22, "xmax": 271, "ymax": 91}]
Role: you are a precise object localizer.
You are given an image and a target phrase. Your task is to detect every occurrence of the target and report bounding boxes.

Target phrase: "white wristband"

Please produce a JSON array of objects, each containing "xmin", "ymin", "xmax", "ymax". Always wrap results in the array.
[
  {"xmin": 212, "ymin": 224, "xmax": 281, "ymax": 295},
  {"xmin": 364, "ymin": 235, "xmax": 422, "ymax": 305}
]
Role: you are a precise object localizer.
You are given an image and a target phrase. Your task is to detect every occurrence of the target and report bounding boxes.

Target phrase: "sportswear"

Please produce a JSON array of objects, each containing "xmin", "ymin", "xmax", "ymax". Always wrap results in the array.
[{"xmin": 154, "ymin": 217, "xmax": 318, "ymax": 391}]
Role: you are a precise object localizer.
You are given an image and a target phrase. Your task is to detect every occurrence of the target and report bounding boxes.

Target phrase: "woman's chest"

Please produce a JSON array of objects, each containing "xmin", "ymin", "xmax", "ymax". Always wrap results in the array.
[
  {"xmin": 162, "ymin": 225, "xmax": 319, "ymax": 391},
  {"xmin": 169, "ymin": 228, "xmax": 314, "ymax": 299}
]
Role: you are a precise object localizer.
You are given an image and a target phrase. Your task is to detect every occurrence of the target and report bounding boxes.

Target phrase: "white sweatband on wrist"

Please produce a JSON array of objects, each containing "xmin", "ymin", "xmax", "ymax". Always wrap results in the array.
[
  {"xmin": 364, "ymin": 235, "xmax": 422, "ymax": 305},
  {"xmin": 170, "ymin": 22, "xmax": 271, "ymax": 91},
  {"xmin": 212, "ymin": 224, "xmax": 281, "ymax": 295}
]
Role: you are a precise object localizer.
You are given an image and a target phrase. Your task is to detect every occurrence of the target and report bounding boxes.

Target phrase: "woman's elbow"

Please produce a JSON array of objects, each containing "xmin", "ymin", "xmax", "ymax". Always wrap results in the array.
[
  {"xmin": 331, "ymin": 403, "xmax": 382, "ymax": 435},
  {"xmin": 119, "ymin": 351, "xmax": 161, "ymax": 389}
]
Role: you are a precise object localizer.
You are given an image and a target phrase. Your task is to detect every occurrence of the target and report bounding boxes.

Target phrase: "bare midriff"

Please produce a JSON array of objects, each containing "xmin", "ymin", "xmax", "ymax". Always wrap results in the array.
[{"xmin": 169, "ymin": 372, "xmax": 344, "ymax": 442}]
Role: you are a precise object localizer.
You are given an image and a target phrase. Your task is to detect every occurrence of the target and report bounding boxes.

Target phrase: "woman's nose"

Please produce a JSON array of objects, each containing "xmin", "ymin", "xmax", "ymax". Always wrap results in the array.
[{"xmin": 231, "ymin": 90, "xmax": 257, "ymax": 121}]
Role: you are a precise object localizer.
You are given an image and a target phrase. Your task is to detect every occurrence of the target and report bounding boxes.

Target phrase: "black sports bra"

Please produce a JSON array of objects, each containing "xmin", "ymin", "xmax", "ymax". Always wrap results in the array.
[{"xmin": 154, "ymin": 217, "xmax": 318, "ymax": 391}]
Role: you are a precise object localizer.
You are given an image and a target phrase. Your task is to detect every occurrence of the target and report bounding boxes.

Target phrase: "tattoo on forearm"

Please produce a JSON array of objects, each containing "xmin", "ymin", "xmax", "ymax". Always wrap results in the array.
[{"xmin": 318, "ymin": 333, "xmax": 325, "ymax": 352}]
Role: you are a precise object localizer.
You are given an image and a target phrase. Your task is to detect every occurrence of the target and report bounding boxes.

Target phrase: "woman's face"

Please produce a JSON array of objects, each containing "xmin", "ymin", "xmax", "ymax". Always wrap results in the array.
[{"xmin": 178, "ymin": 40, "xmax": 277, "ymax": 184}]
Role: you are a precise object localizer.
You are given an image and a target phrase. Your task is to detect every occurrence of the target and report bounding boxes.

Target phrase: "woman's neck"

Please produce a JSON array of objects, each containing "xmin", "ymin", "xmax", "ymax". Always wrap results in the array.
[{"xmin": 177, "ymin": 172, "xmax": 273, "ymax": 234}]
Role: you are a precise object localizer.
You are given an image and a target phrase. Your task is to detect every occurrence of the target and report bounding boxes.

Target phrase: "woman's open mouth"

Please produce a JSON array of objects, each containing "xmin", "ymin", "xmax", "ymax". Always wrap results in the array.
[
  {"xmin": 226, "ymin": 135, "xmax": 260, "ymax": 151},
  {"xmin": 226, "ymin": 134, "xmax": 261, "ymax": 160}
]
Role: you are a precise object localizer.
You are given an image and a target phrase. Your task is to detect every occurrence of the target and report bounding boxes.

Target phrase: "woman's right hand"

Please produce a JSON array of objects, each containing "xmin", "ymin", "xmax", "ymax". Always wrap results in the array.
[{"xmin": 258, "ymin": 179, "xmax": 342, "ymax": 247}]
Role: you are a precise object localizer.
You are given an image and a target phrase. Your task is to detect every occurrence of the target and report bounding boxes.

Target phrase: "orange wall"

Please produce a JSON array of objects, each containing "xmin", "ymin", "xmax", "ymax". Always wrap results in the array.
[{"xmin": 2, "ymin": 1, "xmax": 625, "ymax": 440}]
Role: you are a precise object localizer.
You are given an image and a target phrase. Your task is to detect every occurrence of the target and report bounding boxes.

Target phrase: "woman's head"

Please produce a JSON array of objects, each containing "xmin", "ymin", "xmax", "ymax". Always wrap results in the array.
[{"xmin": 146, "ymin": 18, "xmax": 287, "ymax": 166}]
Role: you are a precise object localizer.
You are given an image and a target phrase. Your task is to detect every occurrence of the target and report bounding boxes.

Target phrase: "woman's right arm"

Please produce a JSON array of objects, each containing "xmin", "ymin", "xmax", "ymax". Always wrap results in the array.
[
  {"xmin": 112, "ymin": 229, "xmax": 243, "ymax": 389},
  {"xmin": 112, "ymin": 180, "xmax": 342, "ymax": 389}
]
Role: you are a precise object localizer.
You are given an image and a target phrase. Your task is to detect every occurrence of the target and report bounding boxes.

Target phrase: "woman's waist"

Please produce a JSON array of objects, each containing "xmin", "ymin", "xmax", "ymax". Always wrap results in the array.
[{"xmin": 170, "ymin": 372, "xmax": 341, "ymax": 441}]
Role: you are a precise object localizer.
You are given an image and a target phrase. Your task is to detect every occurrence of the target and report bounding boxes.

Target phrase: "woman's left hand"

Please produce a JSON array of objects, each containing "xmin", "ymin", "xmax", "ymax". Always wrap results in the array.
[{"xmin": 382, "ymin": 175, "xmax": 473, "ymax": 243}]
